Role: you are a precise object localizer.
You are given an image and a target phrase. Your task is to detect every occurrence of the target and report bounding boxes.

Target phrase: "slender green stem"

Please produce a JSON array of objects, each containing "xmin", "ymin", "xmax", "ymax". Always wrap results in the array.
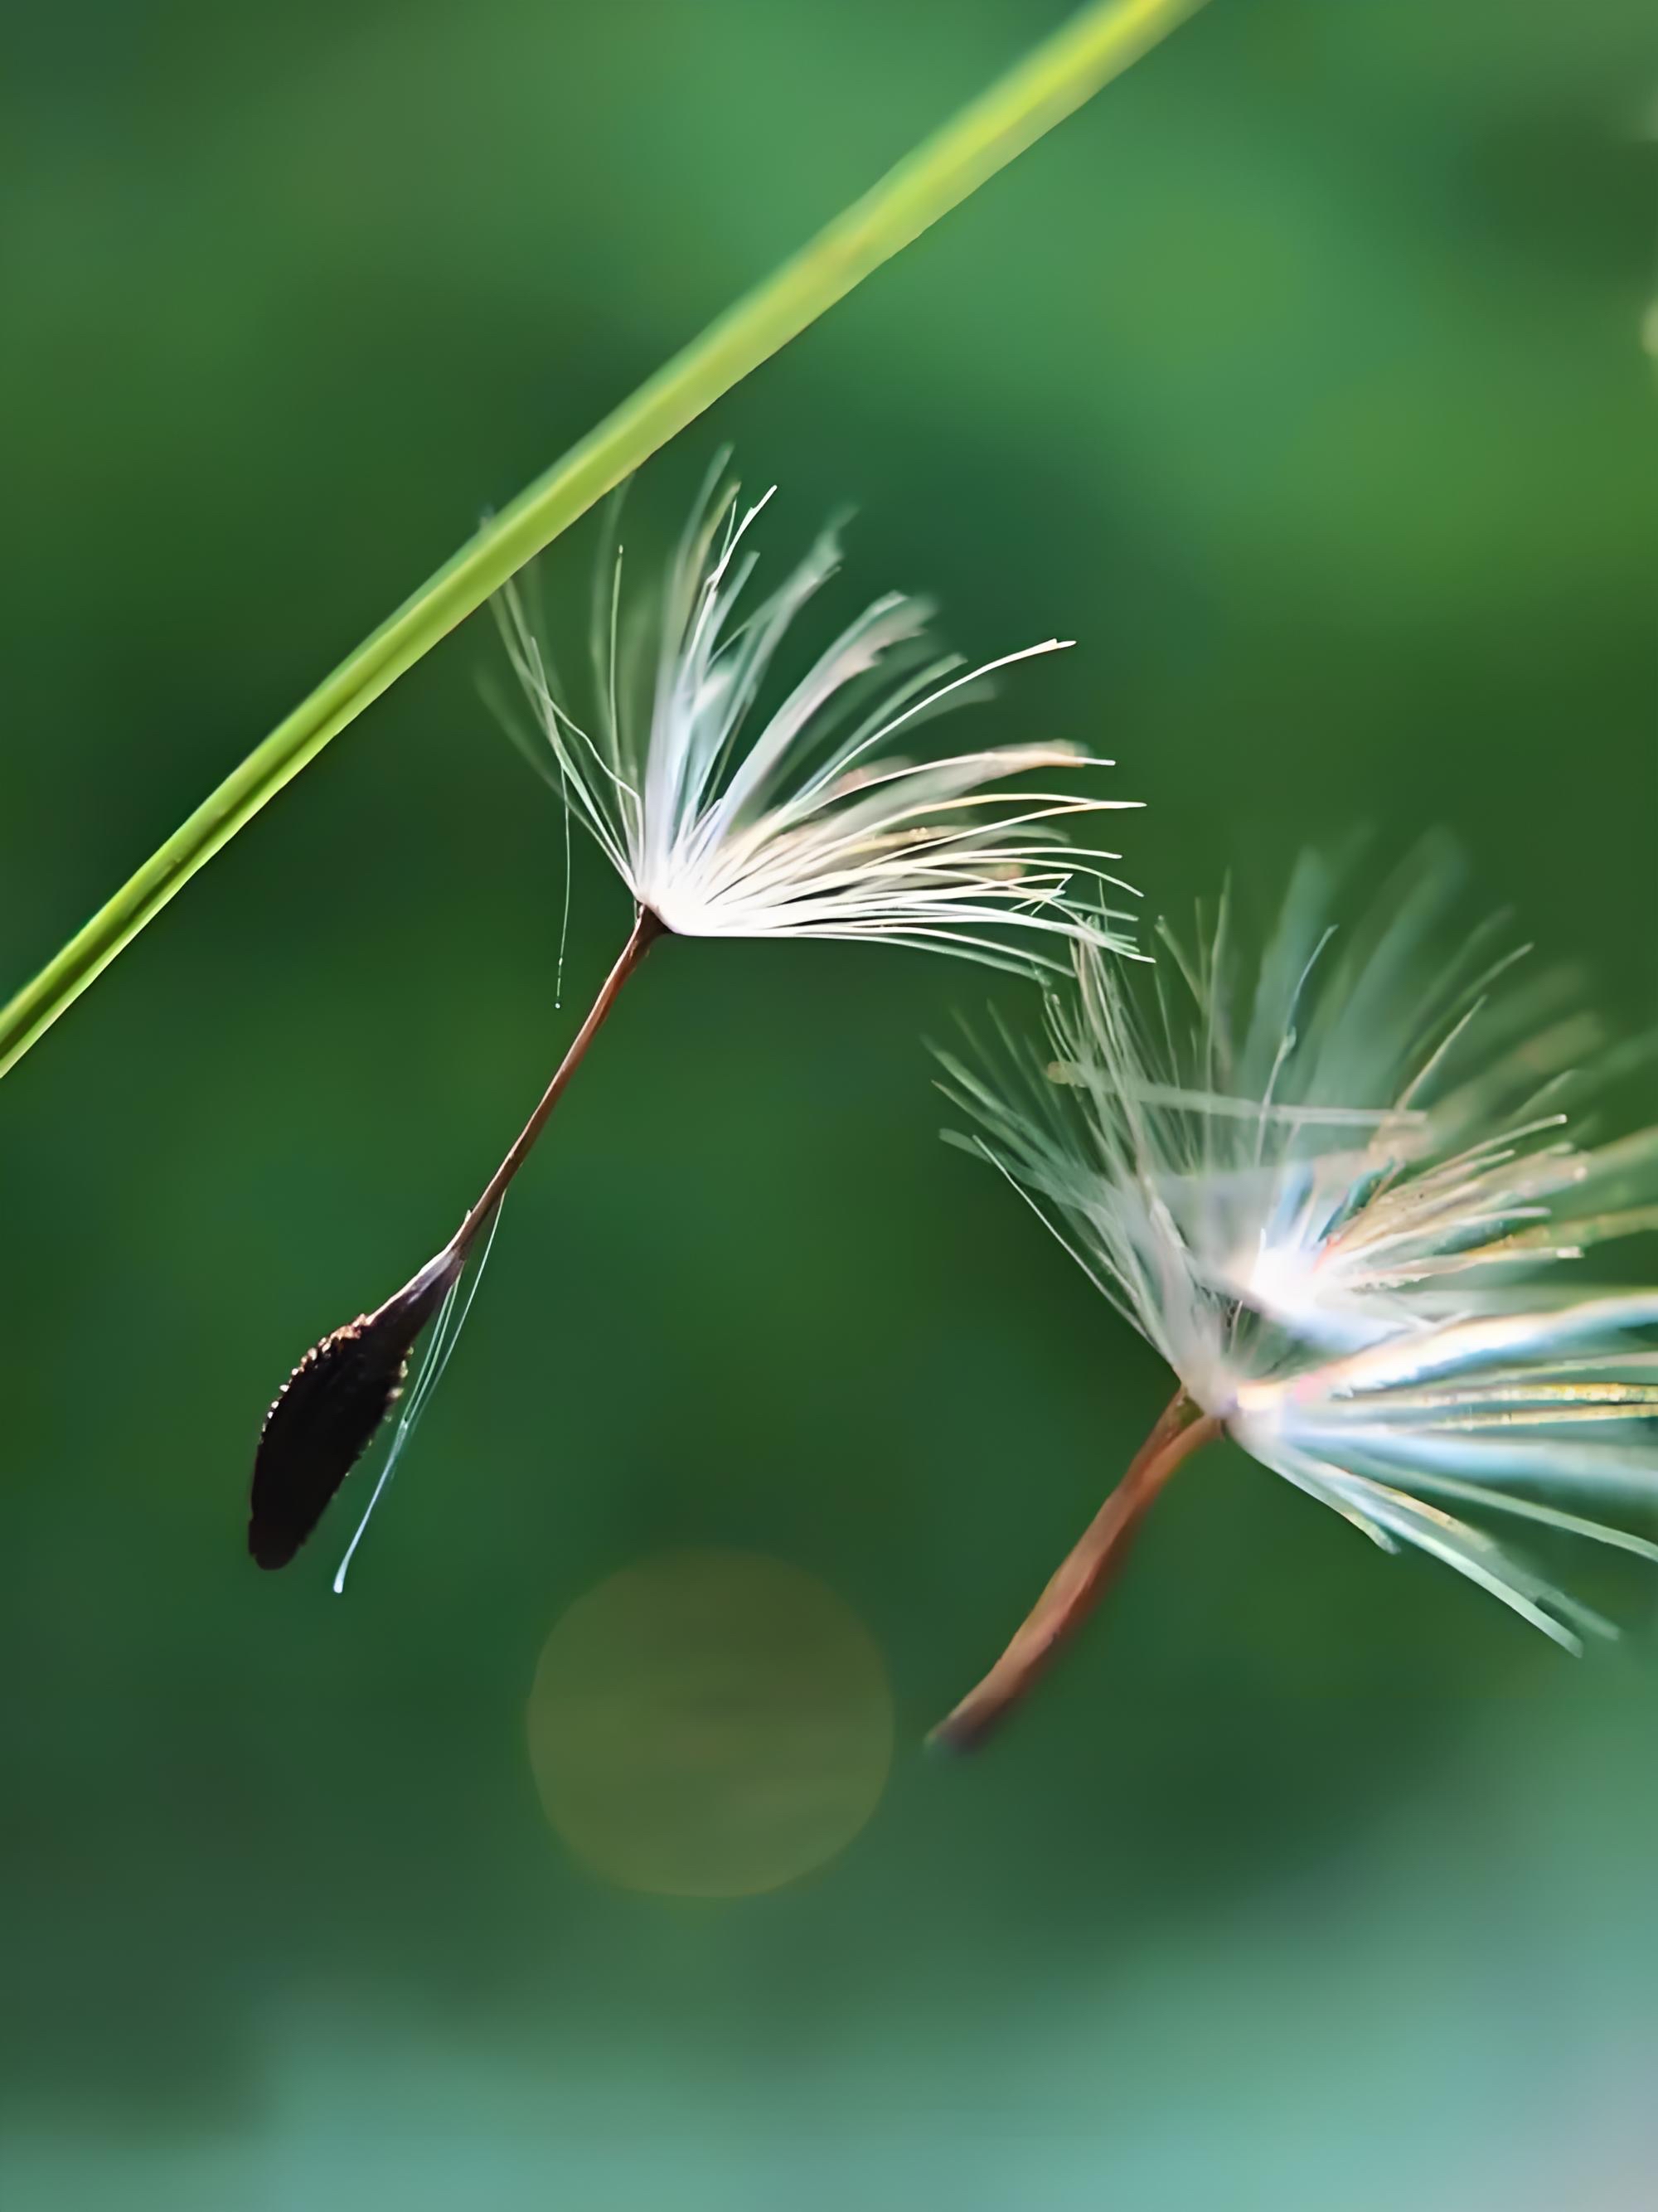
[{"xmin": 0, "ymin": 0, "xmax": 1206, "ymax": 1084}]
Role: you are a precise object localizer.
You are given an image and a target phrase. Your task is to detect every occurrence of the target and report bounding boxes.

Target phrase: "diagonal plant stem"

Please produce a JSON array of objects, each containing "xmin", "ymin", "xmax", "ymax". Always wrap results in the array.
[
  {"xmin": 0, "ymin": 0, "xmax": 1207, "ymax": 1083},
  {"xmin": 929, "ymin": 1387, "xmax": 1220, "ymax": 1751}
]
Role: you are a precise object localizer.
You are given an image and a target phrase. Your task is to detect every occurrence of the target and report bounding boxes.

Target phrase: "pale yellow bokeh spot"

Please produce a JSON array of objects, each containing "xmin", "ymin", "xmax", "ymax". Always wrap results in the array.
[{"xmin": 526, "ymin": 1549, "xmax": 894, "ymax": 1897}]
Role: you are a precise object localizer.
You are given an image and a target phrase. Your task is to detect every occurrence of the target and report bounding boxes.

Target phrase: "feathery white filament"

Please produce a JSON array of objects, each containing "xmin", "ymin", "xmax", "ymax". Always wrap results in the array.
[
  {"xmin": 332, "ymin": 1201, "xmax": 507, "ymax": 1596},
  {"xmin": 494, "ymin": 468, "xmax": 1138, "ymax": 974},
  {"xmin": 944, "ymin": 843, "xmax": 1658, "ymax": 1647}
]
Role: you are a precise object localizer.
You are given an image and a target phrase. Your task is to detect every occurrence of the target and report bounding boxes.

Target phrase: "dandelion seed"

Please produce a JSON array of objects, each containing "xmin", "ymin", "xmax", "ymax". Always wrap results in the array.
[
  {"xmin": 250, "ymin": 913, "xmax": 652, "ymax": 1573},
  {"xmin": 251, "ymin": 463, "xmax": 1137, "ymax": 1575},
  {"xmin": 931, "ymin": 844, "xmax": 1658, "ymax": 1747}
]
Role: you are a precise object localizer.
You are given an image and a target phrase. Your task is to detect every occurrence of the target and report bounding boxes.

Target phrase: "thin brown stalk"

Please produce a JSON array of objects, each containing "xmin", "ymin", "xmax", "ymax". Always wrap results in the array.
[
  {"xmin": 248, "ymin": 904, "xmax": 667, "ymax": 1569},
  {"xmin": 929, "ymin": 1387, "xmax": 1219, "ymax": 1752},
  {"xmin": 443, "ymin": 903, "xmax": 665, "ymax": 1266}
]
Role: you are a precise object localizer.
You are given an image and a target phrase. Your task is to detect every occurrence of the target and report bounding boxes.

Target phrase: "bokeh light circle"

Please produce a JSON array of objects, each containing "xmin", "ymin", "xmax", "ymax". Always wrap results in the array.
[{"xmin": 526, "ymin": 1549, "xmax": 894, "ymax": 1897}]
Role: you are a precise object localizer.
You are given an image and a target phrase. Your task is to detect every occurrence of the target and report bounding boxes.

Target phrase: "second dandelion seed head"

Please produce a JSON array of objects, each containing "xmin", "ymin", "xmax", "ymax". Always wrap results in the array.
[{"xmin": 940, "ymin": 842, "xmax": 1658, "ymax": 1653}]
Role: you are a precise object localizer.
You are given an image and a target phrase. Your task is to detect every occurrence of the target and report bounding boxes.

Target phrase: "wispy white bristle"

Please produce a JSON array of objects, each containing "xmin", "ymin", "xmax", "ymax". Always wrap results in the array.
[
  {"xmin": 944, "ymin": 842, "xmax": 1658, "ymax": 1646},
  {"xmin": 494, "ymin": 473, "xmax": 1131, "ymax": 975},
  {"xmin": 332, "ymin": 1201, "xmax": 507, "ymax": 1596}
]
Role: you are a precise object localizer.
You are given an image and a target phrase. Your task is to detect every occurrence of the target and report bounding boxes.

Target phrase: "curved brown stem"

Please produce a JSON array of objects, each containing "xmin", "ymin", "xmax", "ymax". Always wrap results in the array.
[
  {"xmin": 250, "ymin": 905, "xmax": 666, "ymax": 1569},
  {"xmin": 928, "ymin": 1388, "xmax": 1220, "ymax": 1753}
]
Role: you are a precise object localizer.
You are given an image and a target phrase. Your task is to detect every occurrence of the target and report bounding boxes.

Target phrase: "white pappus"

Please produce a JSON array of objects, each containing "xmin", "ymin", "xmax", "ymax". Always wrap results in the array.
[
  {"xmin": 934, "ymin": 842, "xmax": 1658, "ymax": 1735},
  {"xmin": 493, "ymin": 463, "xmax": 1142, "ymax": 973}
]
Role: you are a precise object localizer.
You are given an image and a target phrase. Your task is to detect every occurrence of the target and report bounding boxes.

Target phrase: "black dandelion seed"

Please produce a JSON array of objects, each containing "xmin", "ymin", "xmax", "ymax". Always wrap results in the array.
[{"xmin": 249, "ymin": 1255, "xmax": 463, "ymax": 1569}]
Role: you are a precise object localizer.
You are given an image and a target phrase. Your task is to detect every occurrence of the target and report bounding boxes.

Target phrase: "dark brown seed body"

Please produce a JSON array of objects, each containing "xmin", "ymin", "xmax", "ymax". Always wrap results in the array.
[{"xmin": 249, "ymin": 1261, "xmax": 458, "ymax": 1569}]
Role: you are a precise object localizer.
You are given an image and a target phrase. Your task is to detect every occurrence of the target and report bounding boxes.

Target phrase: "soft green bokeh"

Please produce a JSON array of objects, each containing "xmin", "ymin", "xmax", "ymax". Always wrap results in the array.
[{"xmin": 2, "ymin": 2, "xmax": 1654, "ymax": 2206}]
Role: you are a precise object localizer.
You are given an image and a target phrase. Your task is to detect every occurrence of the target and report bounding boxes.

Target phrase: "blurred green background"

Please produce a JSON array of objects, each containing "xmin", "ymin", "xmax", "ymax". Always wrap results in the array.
[{"xmin": 3, "ymin": 1, "xmax": 1656, "ymax": 2205}]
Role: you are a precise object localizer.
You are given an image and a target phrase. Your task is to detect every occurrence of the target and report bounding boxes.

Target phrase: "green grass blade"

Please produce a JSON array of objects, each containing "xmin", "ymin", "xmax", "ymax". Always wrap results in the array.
[{"xmin": 0, "ymin": 0, "xmax": 1206, "ymax": 1082}]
